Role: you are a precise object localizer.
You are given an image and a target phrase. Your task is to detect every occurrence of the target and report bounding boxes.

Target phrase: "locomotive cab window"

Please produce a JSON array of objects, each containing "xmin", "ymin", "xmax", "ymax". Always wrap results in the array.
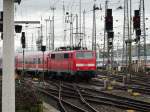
[
  {"xmin": 76, "ymin": 52, "xmax": 93, "ymax": 59},
  {"xmin": 64, "ymin": 53, "xmax": 69, "ymax": 59},
  {"xmin": 51, "ymin": 54, "xmax": 55, "ymax": 59}
]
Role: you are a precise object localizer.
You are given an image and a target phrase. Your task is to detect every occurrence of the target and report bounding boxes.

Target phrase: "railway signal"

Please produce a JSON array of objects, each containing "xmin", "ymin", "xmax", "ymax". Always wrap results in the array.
[
  {"xmin": 14, "ymin": 0, "xmax": 21, "ymax": 4},
  {"xmin": 105, "ymin": 9, "xmax": 113, "ymax": 31},
  {"xmin": 136, "ymin": 29, "xmax": 141, "ymax": 36},
  {"xmin": 104, "ymin": 7, "xmax": 114, "ymax": 72},
  {"xmin": 0, "ymin": 11, "xmax": 3, "ymax": 32},
  {"xmin": 107, "ymin": 31, "xmax": 114, "ymax": 48},
  {"xmin": 15, "ymin": 25, "xmax": 22, "ymax": 33},
  {"xmin": 133, "ymin": 10, "xmax": 140, "ymax": 30},
  {"xmin": 0, "ymin": 11, "xmax": 22, "ymax": 33},
  {"xmin": 21, "ymin": 32, "xmax": 26, "ymax": 79},
  {"xmin": 41, "ymin": 45, "xmax": 46, "ymax": 82},
  {"xmin": 21, "ymin": 32, "xmax": 26, "ymax": 48}
]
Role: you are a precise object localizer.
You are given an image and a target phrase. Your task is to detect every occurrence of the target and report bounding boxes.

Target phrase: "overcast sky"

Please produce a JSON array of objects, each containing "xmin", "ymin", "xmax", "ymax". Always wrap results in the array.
[{"xmin": 0, "ymin": 0, "xmax": 150, "ymax": 50}]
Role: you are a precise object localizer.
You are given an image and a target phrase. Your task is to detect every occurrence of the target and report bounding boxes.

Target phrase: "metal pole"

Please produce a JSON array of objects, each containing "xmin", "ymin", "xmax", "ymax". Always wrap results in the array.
[
  {"xmin": 92, "ymin": 4, "xmax": 95, "ymax": 50},
  {"xmin": 63, "ymin": 1, "xmax": 66, "ymax": 46},
  {"xmin": 83, "ymin": 10, "xmax": 86, "ymax": 47},
  {"xmin": 76, "ymin": 14, "xmax": 78, "ymax": 46},
  {"xmin": 49, "ymin": 19, "xmax": 52, "ymax": 50},
  {"xmin": 52, "ymin": 15, "xmax": 54, "ymax": 50},
  {"xmin": 128, "ymin": 0, "xmax": 132, "ymax": 74},
  {"xmin": 70, "ymin": 14, "xmax": 73, "ymax": 46},
  {"xmin": 103, "ymin": 0, "xmax": 108, "ymax": 67},
  {"xmin": 2, "ymin": 0, "xmax": 15, "ymax": 112},
  {"xmin": 43, "ymin": 51, "xmax": 44, "ymax": 81},
  {"xmin": 45, "ymin": 19, "xmax": 48, "ymax": 50},
  {"xmin": 41, "ymin": 24, "xmax": 43, "ymax": 47},
  {"xmin": 79, "ymin": 0, "xmax": 82, "ymax": 46},
  {"xmin": 51, "ymin": 7, "xmax": 55, "ymax": 50},
  {"xmin": 94, "ymin": 6, "xmax": 97, "ymax": 53},
  {"xmin": 22, "ymin": 48, "xmax": 25, "ymax": 77}
]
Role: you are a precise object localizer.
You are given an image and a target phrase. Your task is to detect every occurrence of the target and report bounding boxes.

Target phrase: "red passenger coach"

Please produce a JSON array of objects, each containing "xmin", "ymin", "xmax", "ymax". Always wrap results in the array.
[{"xmin": 15, "ymin": 49, "xmax": 96, "ymax": 80}]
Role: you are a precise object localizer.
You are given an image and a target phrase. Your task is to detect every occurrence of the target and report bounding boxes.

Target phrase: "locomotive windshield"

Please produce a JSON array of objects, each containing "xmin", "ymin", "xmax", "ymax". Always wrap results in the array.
[{"xmin": 76, "ymin": 52, "xmax": 93, "ymax": 59}]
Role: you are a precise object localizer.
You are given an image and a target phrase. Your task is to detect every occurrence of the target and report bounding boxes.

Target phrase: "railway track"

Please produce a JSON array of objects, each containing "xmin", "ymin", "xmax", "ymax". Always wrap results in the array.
[
  {"xmin": 62, "ymin": 82, "xmax": 150, "ymax": 112},
  {"xmin": 38, "ymin": 80, "xmax": 99, "ymax": 112},
  {"xmin": 35, "ymin": 82, "xmax": 150, "ymax": 112},
  {"xmin": 96, "ymin": 73, "xmax": 150, "ymax": 95}
]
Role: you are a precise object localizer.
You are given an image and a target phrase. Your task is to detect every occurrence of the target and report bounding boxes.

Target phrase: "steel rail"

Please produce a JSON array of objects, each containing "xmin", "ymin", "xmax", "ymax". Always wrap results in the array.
[
  {"xmin": 77, "ymin": 85, "xmax": 150, "ymax": 111},
  {"xmin": 74, "ymin": 84, "xmax": 99, "ymax": 112},
  {"xmin": 38, "ymin": 87, "xmax": 89, "ymax": 112}
]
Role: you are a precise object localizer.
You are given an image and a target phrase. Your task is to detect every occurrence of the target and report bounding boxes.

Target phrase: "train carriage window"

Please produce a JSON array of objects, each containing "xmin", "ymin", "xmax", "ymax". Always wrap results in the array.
[
  {"xmin": 55, "ymin": 53, "xmax": 63, "ymax": 60},
  {"xmin": 51, "ymin": 54, "xmax": 55, "ymax": 59},
  {"xmin": 64, "ymin": 53, "xmax": 69, "ymax": 59}
]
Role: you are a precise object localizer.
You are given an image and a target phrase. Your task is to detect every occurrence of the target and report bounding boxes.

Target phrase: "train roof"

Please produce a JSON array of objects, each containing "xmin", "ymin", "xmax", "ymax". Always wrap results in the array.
[
  {"xmin": 16, "ymin": 51, "xmax": 50, "ymax": 57},
  {"xmin": 16, "ymin": 50, "xmax": 94, "ymax": 57},
  {"xmin": 51, "ymin": 50, "xmax": 94, "ymax": 54}
]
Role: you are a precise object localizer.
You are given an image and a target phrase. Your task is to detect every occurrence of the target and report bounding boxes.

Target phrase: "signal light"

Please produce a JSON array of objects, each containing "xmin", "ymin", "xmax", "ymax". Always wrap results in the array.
[
  {"xmin": 41, "ymin": 45, "xmax": 46, "ymax": 52},
  {"xmin": 14, "ymin": 0, "xmax": 21, "ymax": 4},
  {"xmin": 0, "ymin": 12, "xmax": 3, "ymax": 32},
  {"xmin": 134, "ymin": 10, "xmax": 140, "ymax": 16},
  {"xmin": 0, "ymin": 12, "xmax": 3, "ymax": 21},
  {"xmin": 108, "ymin": 42, "xmax": 113, "ymax": 48},
  {"xmin": 0, "ymin": 11, "xmax": 22, "ymax": 33},
  {"xmin": 107, "ymin": 31, "xmax": 114, "ymax": 38},
  {"xmin": 105, "ymin": 9, "xmax": 113, "ymax": 31},
  {"xmin": 133, "ymin": 10, "xmax": 140, "ymax": 29},
  {"xmin": 0, "ymin": 23, "xmax": 3, "ymax": 32},
  {"xmin": 136, "ymin": 29, "xmax": 141, "ymax": 36},
  {"xmin": 133, "ymin": 16, "xmax": 140, "ymax": 29},
  {"xmin": 15, "ymin": 25, "xmax": 22, "ymax": 33},
  {"xmin": 21, "ymin": 32, "xmax": 25, "ymax": 48},
  {"xmin": 105, "ymin": 16, "xmax": 113, "ymax": 31},
  {"xmin": 107, "ymin": 9, "xmax": 112, "ymax": 16}
]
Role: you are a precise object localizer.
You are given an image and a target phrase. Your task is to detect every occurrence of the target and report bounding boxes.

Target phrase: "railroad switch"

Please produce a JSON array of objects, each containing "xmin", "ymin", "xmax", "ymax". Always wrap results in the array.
[
  {"xmin": 127, "ymin": 89, "xmax": 141, "ymax": 96},
  {"xmin": 132, "ymin": 92, "xmax": 141, "ymax": 96},
  {"xmin": 122, "ymin": 75, "xmax": 127, "ymax": 84},
  {"xmin": 126, "ymin": 110, "xmax": 135, "ymax": 112},
  {"xmin": 127, "ymin": 89, "xmax": 133, "ymax": 93},
  {"xmin": 104, "ymin": 79, "xmax": 109, "ymax": 89},
  {"xmin": 104, "ymin": 79, "xmax": 114, "ymax": 90},
  {"xmin": 33, "ymin": 77, "xmax": 39, "ymax": 81},
  {"xmin": 111, "ymin": 80, "xmax": 116, "ymax": 85},
  {"xmin": 107, "ymin": 86, "xmax": 114, "ymax": 90}
]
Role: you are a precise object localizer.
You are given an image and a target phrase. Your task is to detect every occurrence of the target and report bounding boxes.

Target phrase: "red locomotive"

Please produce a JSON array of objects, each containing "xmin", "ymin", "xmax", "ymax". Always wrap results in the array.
[{"xmin": 15, "ymin": 47, "xmax": 96, "ymax": 80}]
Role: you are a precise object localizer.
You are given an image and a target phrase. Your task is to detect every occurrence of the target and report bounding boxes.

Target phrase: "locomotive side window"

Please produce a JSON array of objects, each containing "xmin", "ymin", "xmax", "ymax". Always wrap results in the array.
[
  {"xmin": 56, "ymin": 53, "xmax": 63, "ymax": 60},
  {"xmin": 51, "ymin": 54, "xmax": 55, "ymax": 59},
  {"xmin": 76, "ymin": 52, "xmax": 93, "ymax": 59},
  {"xmin": 64, "ymin": 53, "xmax": 69, "ymax": 59}
]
